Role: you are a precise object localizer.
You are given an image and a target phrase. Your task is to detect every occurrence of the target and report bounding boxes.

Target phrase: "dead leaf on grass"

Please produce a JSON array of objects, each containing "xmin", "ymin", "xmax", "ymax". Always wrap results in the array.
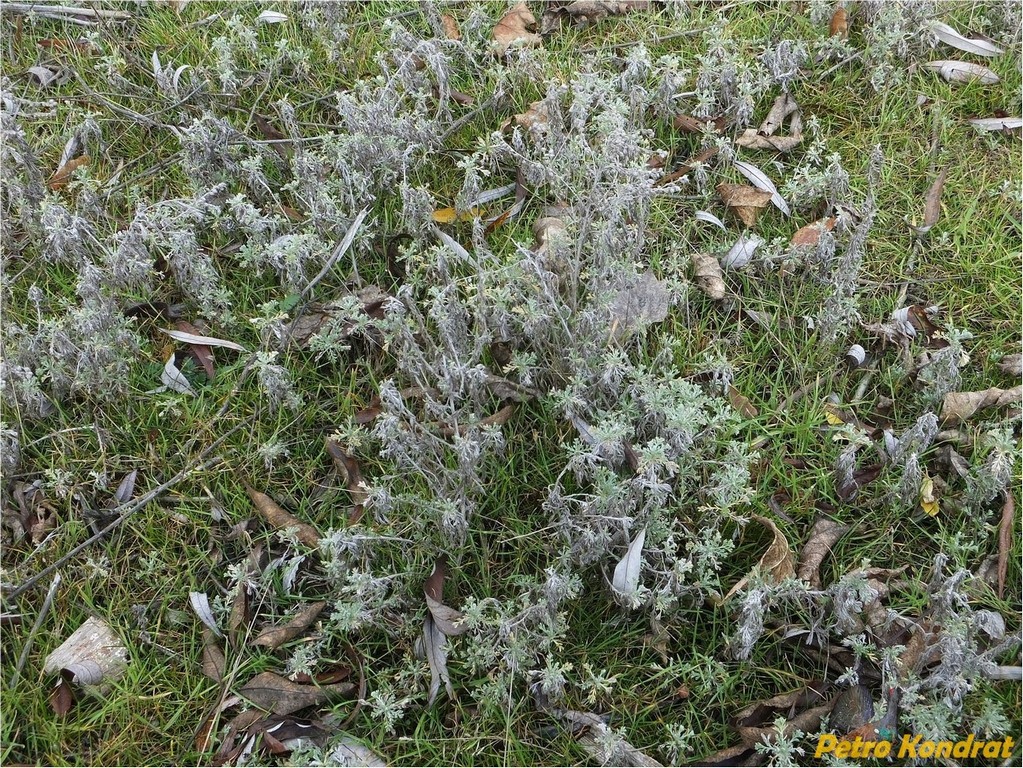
[
  {"xmin": 611, "ymin": 527, "xmax": 646, "ymax": 607},
  {"xmin": 969, "ymin": 116, "xmax": 1023, "ymax": 132},
  {"xmin": 190, "ymin": 591, "xmax": 224, "ymax": 638},
  {"xmin": 919, "ymin": 473, "xmax": 939, "ymax": 517},
  {"xmin": 691, "ymin": 252, "xmax": 725, "ymax": 300},
  {"xmin": 998, "ymin": 490, "xmax": 1014, "ymax": 599},
  {"xmin": 47, "ymin": 154, "xmax": 89, "ymax": 190},
  {"xmin": 721, "ymin": 233, "xmax": 764, "ymax": 269},
  {"xmin": 673, "ymin": 113, "xmax": 726, "ymax": 133},
  {"xmin": 797, "ymin": 518, "xmax": 850, "ymax": 588},
  {"xmin": 27, "ymin": 64, "xmax": 65, "ymax": 87},
  {"xmin": 160, "ymin": 353, "xmax": 197, "ymax": 396},
  {"xmin": 931, "ymin": 20, "xmax": 1003, "ymax": 57},
  {"xmin": 420, "ymin": 613, "xmax": 454, "ymax": 706},
  {"xmin": 734, "ymin": 160, "xmax": 790, "ymax": 216},
  {"xmin": 550, "ymin": 0, "xmax": 650, "ymax": 27},
  {"xmin": 791, "ymin": 217, "xmax": 837, "ymax": 247},
  {"xmin": 252, "ymin": 602, "xmax": 326, "ymax": 650},
  {"xmin": 727, "ymin": 385, "xmax": 759, "ymax": 419},
  {"xmin": 733, "ymin": 683, "xmax": 836, "ymax": 747},
  {"xmin": 501, "ymin": 100, "xmax": 550, "ymax": 132},
  {"xmin": 244, "ymin": 485, "xmax": 321, "ymax": 548},
  {"xmin": 941, "ymin": 385, "xmax": 1022, "ymax": 425},
  {"xmin": 491, "ymin": 3, "xmax": 542, "ymax": 56},
  {"xmin": 923, "ymin": 60, "xmax": 999, "ymax": 85},
  {"xmin": 655, "ymin": 145, "xmax": 719, "ymax": 186},
  {"xmin": 909, "ymin": 167, "xmax": 948, "ymax": 236},
  {"xmin": 836, "ymin": 462, "xmax": 882, "ymax": 501},
  {"xmin": 998, "ymin": 353, "xmax": 1022, "ymax": 377},
  {"xmin": 201, "ymin": 628, "xmax": 227, "ymax": 682},
  {"xmin": 717, "ymin": 183, "xmax": 772, "ymax": 227}
]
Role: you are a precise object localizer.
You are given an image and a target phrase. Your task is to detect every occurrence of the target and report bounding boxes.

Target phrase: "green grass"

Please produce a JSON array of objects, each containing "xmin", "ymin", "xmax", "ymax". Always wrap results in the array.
[{"xmin": 2, "ymin": 1, "xmax": 1020, "ymax": 766}]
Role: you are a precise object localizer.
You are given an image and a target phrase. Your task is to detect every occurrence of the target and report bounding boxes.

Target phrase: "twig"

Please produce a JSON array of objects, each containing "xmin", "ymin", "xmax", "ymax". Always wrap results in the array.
[
  {"xmin": 302, "ymin": 207, "xmax": 370, "ymax": 297},
  {"xmin": 4, "ymin": 419, "xmax": 250, "ymax": 603},
  {"xmin": 2, "ymin": 3, "xmax": 131, "ymax": 24},
  {"xmin": 817, "ymin": 52, "xmax": 862, "ymax": 81},
  {"xmin": 8, "ymin": 573, "xmax": 61, "ymax": 688}
]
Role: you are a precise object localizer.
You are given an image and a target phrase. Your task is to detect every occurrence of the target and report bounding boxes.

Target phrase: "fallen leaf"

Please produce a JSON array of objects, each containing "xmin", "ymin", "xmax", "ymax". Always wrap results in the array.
[
  {"xmin": 727, "ymin": 385, "xmax": 759, "ymax": 419},
  {"xmin": 27, "ymin": 65, "xmax": 64, "ymax": 87},
  {"xmin": 491, "ymin": 3, "xmax": 541, "ymax": 56},
  {"xmin": 735, "ymin": 129, "xmax": 801, "ymax": 152},
  {"xmin": 923, "ymin": 60, "xmax": 1000, "ymax": 85},
  {"xmin": 256, "ymin": 10, "xmax": 288, "ymax": 25},
  {"xmin": 836, "ymin": 462, "xmax": 883, "ymax": 501},
  {"xmin": 551, "ymin": 709, "xmax": 663, "ymax": 767},
  {"xmin": 244, "ymin": 485, "xmax": 321, "ymax": 548},
  {"xmin": 655, "ymin": 145, "xmax": 719, "ymax": 187},
  {"xmin": 734, "ymin": 684, "xmax": 836, "ymax": 747},
  {"xmin": 47, "ymin": 154, "xmax": 89, "ymax": 190},
  {"xmin": 239, "ymin": 671, "xmax": 354, "ymax": 716},
  {"xmin": 829, "ymin": 5, "xmax": 849, "ymax": 38},
  {"xmin": 611, "ymin": 527, "xmax": 646, "ymax": 606},
  {"xmin": 919, "ymin": 473, "xmax": 939, "ymax": 516},
  {"xmin": 440, "ymin": 14, "xmax": 460, "ymax": 40},
  {"xmin": 609, "ymin": 272, "xmax": 670, "ymax": 340},
  {"xmin": 692, "ymin": 252, "xmax": 725, "ymax": 300},
  {"xmin": 931, "ymin": 20, "xmax": 1003, "ymax": 57},
  {"xmin": 830, "ymin": 684, "xmax": 874, "ymax": 734},
  {"xmin": 551, "ymin": 0, "xmax": 650, "ymax": 26},
  {"xmin": 161, "ymin": 354, "xmax": 196, "ymax": 396},
  {"xmin": 717, "ymin": 183, "xmax": 772, "ymax": 227},
  {"xmin": 724, "ymin": 515, "xmax": 795, "ymax": 601},
  {"xmin": 721, "ymin": 233, "xmax": 764, "ymax": 269},
  {"xmin": 734, "ymin": 160, "xmax": 789, "ymax": 216},
  {"xmin": 941, "ymin": 385, "xmax": 1023, "ymax": 425},
  {"xmin": 998, "ymin": 490, "xmax": 1014, "ymax": 600},
  {"xmin": 790, "ymin": 217, "xmax": 836, "ymax": 246},
  {"xmin": 190, "ymin": 592, "xmax": 224, "ymax": 638},
  {"xmin": 759, "ymin": 93, "xmax": 800, "ymax": 136},
  {"xmin": 325, "ymin": 737, "xmax": 387, "ymax": 767},
  {"xmin": 695, "ymin": 210, "xmax": 727, "ymax": 230},
  {"xmin": 846, "ymin": 343, "xmax": 867, "ymax": 367},
  {"xmin": 968, "ymin": 116, "xmax": 1023, "ymax": 132},
  {"xmin": 252, "ymin": 602, "xmax": 326, "ymax": 650},
  {"xmin": 909, "ymin": 167, "xmax": 948, "ymax": 235},
  {"xmin": 797, "ymin": 518, "xmax": 851, "ymax": 588}
]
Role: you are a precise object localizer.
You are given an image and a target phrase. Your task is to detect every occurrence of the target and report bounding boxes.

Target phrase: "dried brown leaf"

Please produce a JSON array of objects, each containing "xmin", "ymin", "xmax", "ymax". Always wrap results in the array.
[
  {"xmin": 791, "ymin": 217, "xmax": 836, "ymax": 246},
  {"xmin": 47, "ymin": 154, "xmax": 89, "ymax": 190},
  {"xmin": 998, "ymin": 490, "xmax": 1014, "ymax": 600},
  {"xmin": 724, "ymin": 515, "xmax": 795, "ymax": 601},
  {"xmin": 941, "ymin": 385, "xmax": 1023, "ymax": 425},
  {"xmin": 244, "ymin": 485, "xmax": 321, "ymax": 548},
  {"xmin": 923, "ymin": 60, "xmax": 999, "ymax": 84},
  {"xmin": 501, "ymin": 100, "xmax": 549, "ymax": 132},
  {"xmin": 921, "ymin": 167, "xmax": 948, "ymax": 232},
  {"xmin": 424, "ymin": 557, "xmax": 467, "ymax": 637},
  {"xmin": 554, "ymin": 709, "xmax": 663, "ymax": 767},
  {"xmin": 759, "ymin": 93, "xmax": 799, "ymax": 136},
  {"xmin": 491, "ymin": 3, "xmax": 541, "ymax": 55},
  {"xmin": 175, "ymin": 320, "xmax": 216, "ymax": 379},
  {"xmin": 609, "ymin": 272, "xmax": 670, "ymax": 340},
  {"xmin": 252, "ymin": 602, "xmax": 326, "ymax": 650},
  {"xmin": 557, "ymin": 0, "xmax": 650, "ymax": 25},
  {"xmin": 691, "ymin": 252, "xmax": 725, "ymax": 300},
  {"xmin": 797, "ymin": 518, "xmax": 851, "ymax": 588},
  {"xmin": 655, "ymin": 145, "xmax": 719, "ymax": 186},
  {"xmin": 239, "ymin": 671, "xmax": 355, "ymax": 717},
  {"xmin": 998, "ymin": 353, "xmax": 1022, "ymax": 377},
  {"xmin": 717, "ymin": 183, "xmax": 772, "ymax": 227},
  {"xmin": 673, "ymin": 114, "xmax": 725, "ymax": 133},
  {"xmin": 201, "ymin": 628, "xmax": 227, "ymax": 682}
]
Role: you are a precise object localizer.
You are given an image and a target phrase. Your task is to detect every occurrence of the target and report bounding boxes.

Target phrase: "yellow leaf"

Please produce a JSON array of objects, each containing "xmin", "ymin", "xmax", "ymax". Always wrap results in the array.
[
  {"xmin": 920, "ymin": 475, "xmax": 939, "ymax": 517},
  {"xmin": 824, "ymin": 403, "xmax": 846, "ymax": 426},
  {"xmin": 432, "ymin": 207, "xmax": 484, "ymax": 224}
]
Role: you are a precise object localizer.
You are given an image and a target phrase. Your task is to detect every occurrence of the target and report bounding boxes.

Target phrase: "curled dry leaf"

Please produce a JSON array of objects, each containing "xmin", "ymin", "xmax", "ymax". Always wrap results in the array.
[
  {"xmin": 27, "ymin": 65, "xmax": 63, "ymax": 87},
  {"xmin": 256, "ymin": 10, "xmax": 288, "ymax": 25},
  {"xmin": 161, "ymin": 354, "xmax": 196, "ymax": 396},
  {"xmin": 919, "ymin": 473, "xmax": 939, "ymax": 517},
  {"xmin": 733, "ymin": 684, "xmax": 836, "ymax": 747},
  {"xmin": 252, "ymin": 602, "xmax": 326, "ymax": 650},
  {"xmin": 201, "ymin": 628, "xmax": 227, "ymax": 682},
  {"xmin": 695, "ymin": 210, "xmax": 727, "ymax": 230},
  {"xmin": 734, "ymin": 160, "xmax": 790, "ymax": 215},
  {"xmin": 190, "ymin": 591, "xmax": 224, "ymax": 637},
  {"xmin": 692, "ymin": 252, "xmax": 725, "ymax": 300},
  {"xmin": 727, "ymin": 385, "xmax": 759, "ymax": 419},
  {"xmin": 735, "ymin": 129, "xmax": 801, "ymax": 152},
  {"xmin": 724, "ymin": 515, "xmax": 795, "ymax": 601},
  {"xmin": 421, "ymin": 614, "xmax": 454, "ymax": 706},
  {"xmin": 161, "ymin": 325, "xmax": 246, "ymax": 352},
  {"xmin": 47, "ymin": 154, "xmax": 89, "ymax": 190},
  {"xmin": 791, "ymin": 217, "xmax": 836, "ymax": 246},
  {"xmin": 244, "ymin": 485, "xmax": 321, "ymax": 548},
  {"xmin": 491, "ymin": 3, "xmax": 542, "ymax": 56},
  {"xmin": 673, "ymin": 113, "xmax": 726, "ymax": 133},
  {"xmin": 941, "ymin": 385, "xmax": 1022, "ymax": 425},
  {"xmin": 923, "ymin": 60, "xmax": 999, "ymax": 85},
  {"xmin": 910, "ymin": 167, "xmax": 948, "ymax": 235},
  {"xmin": 424, "ymin": 557, "xmax": 467, "ymax": 637},
  {"xmin": 998, "ymin": 490, "xmax": 1014, "ymax": 600},
  {"xmin": 759, "ymin": 93, "xmax": 799, "ymax": 136},
  {"xmin": 44, "ymin": 617, "xmax": 129, "ymax": 714},
  {"xmin": 501, "ymin": 100, "xmax": 549, "ymax": 132},
  {"xmin": 797, "ymin": 518, "xmax": 851, "ymax": 588},
  {"xmin": 717, "ymin": 183, "xmax": 772, "ymax": 227},
  {"xmin": 556, "ymin": 0, "xmax": 650, "ymax": 25}
]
